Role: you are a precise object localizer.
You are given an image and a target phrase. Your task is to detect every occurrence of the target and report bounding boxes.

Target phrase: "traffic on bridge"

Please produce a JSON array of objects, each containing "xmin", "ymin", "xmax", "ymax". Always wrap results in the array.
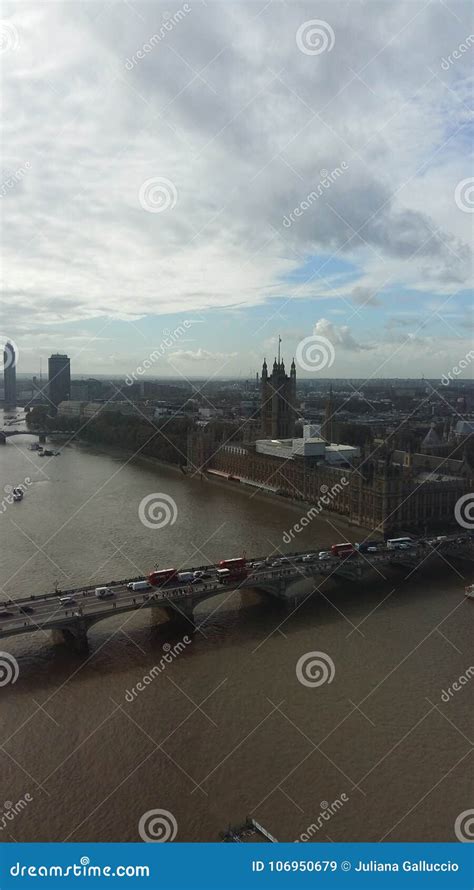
[{"xmin": 1, "ymin": 530, "xmax": 472, "ymax": 650}]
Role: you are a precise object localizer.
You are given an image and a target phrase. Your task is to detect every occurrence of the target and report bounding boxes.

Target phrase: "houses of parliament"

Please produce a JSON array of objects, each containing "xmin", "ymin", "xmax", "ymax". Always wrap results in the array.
[
  {"xmin": 188, "ymin": 350, "xmax": 473, "ymax": 536},
  {"xmin": 260, "ymin": 345, "xmax": 297, "ymax": 439}
]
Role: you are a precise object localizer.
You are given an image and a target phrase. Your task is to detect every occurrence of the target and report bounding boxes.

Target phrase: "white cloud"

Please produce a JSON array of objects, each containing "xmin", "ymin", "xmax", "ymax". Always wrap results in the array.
[
  {"xmin": 1, "ymin": 0, "xmax": 472, "ymax": 376},
  {"xmin": 169, "ymin": 348, "xmax": 237, "ymax": 363},
  {"xmin": 313, "ymin": 318, "xmax": 374, "ymax": 353}
]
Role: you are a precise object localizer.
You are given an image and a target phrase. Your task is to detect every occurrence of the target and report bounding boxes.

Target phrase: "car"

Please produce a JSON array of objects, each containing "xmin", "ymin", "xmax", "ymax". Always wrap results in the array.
[
  {"xmin": 249, "ymin": 561, "xmax": 265, "ymax": 570},
  {"xmin": 95, "ymin": 587, "xmax": 115, "ymax": 599},
  {"xmin": 177, "ymin": 572, "xmax": 194, "ymax": 583},
  {"xmin": 355, "ymin": 540, "xmax": 381, "ymax": 553},
  {"xmin": 19, "ymin": 606, "xmax": 34, "ymax": 614},
  {"xmin": 302, "ymin": 553, "xmax": 315, "ymax": 562},
  {"xmin": 193, "ymin": 570, "xmax": 212, "ymax": 580},
  {"xmin": 318, "ymin": 551, "xmax": 332, "ymax": 560},
  {"xmin": 0, "ymin": 610, "xmax": 14, "ymax": 619},
  {"xmin": 59, "ymin": 596, "xmax": 77, "ymax": 605},
  {"xmin": 270, "ymin": 559, "xmax": 282, "ymax": 566}
]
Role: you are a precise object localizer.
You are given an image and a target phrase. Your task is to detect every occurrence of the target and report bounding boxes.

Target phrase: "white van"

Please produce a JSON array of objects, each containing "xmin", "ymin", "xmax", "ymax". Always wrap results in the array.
[
  {"xmin": 127, "ymin": 580, "xmax": 151, "ymax": 591},
  {"xmin": 386, "ymin": 537, "xmax": 413, "ymax": 550},
  {"xmin": 177, "ymin": 572, "xmax": 194, "ymax": 583},
  {"xmin": 95, "ymin": 586, "xmax": 115, "ymax": 599}
]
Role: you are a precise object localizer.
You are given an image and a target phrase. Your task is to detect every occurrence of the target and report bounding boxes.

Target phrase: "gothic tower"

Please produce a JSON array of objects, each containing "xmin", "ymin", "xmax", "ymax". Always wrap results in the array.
[{"xmin": 260, "ymin": 339, "xmax": 297, "ymax": 438}]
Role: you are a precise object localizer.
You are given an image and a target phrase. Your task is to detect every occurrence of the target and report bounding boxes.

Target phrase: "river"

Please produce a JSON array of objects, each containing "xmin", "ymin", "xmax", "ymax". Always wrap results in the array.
[{"xmin": 0, "ymin": 408, "xmax": 472, "ymax": 843}]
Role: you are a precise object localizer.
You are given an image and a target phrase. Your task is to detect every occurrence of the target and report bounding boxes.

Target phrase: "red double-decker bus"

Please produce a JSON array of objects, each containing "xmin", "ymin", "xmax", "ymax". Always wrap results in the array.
[
  {"xmin": 218, "ymin": 557, "xmax": 247, "ymax": 573},
  {"xmin": 148, "ymin": 568, "xmax": 178, "ymax": 587},
  {"xmin": 331, "ymin": 543, "xmax": 356, "ymax": 559}
]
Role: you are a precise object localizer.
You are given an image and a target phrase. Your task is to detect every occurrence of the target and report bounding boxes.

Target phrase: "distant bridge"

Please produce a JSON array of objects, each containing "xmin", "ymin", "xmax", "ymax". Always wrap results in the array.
[
  {"xmin": 1, "ymin": 532, "xmax": 472, "ymax": 653},
  {"xmin": 0, "ymin": 430, "xmax": 46, "ymax": 444},
  {"xmin": 0, "ymin": 429, "xmax": 67, "ymax": 444}
]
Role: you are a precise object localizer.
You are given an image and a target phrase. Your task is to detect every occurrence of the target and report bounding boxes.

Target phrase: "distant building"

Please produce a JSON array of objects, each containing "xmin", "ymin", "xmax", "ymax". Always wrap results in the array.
[
  {"xmin": 255, "ymin": 436, "xmax": 360, "ymax": 465},
  {"xmin": 455, "ymin": 420, "xmax": 474, "ymax": 439},
  {"xmin": 58, "ymin": 400, "xmax": 155, "ymax": 420},
  {"xmin": 3, "ymin": 341, "xmax": 17, "ymax": 404},
  {"xmin": 57, "ymin": 401, "xmax": 87, "ymax": 418},
  {"xmin": 187, "ymin": 428, "xmax": 473, "ymax": 534},
  {"xmin": 48, "ymin": 354, "xmax": 70, "ymax": 406},
  {"xmin": 82, "ymin": 401, "xmax": 154, "ymax": 420},
  {"xmin": 303, "ymin": 423, "xmax": 322, "ymax": 439},
  {"xmin": 199, "ymin": 407, "xmax": 223, "ymax": 419},
  {"xmin": 70, "ymin": 380, "xmax": 89, "ymax": 401},
  {"xmin": 260, "ymin": 344, "xmax": 297, "ymax": 438}
]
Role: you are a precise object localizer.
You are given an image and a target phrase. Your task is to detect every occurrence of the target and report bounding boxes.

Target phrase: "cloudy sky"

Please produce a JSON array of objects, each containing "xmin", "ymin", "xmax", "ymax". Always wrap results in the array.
[{"xmin": 1, "ymin": 0, "xmax": 473, "ymax": 380}]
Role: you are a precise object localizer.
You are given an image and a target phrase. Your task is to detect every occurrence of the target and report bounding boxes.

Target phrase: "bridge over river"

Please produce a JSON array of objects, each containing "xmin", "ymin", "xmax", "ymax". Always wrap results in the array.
[
  {"xmin": 1, "ymin": 532, "xmax": 472, "ymax": 652},
  {"xmin": 0, "ymin": 429, "xmax": 47, "ymax": 444}
]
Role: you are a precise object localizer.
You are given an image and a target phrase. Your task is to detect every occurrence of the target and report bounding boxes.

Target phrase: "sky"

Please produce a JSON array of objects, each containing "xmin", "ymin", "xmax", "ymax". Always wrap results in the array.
[{"xmin": 1, "ymin": 0, "xmax": 473, "ymax": 381}]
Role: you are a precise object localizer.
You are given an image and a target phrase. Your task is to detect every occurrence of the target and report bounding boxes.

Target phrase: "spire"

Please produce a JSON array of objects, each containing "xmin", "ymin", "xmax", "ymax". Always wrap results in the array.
[{"xmin": 277, "ymin": 335, "xmax": 281, "ymax": 366}]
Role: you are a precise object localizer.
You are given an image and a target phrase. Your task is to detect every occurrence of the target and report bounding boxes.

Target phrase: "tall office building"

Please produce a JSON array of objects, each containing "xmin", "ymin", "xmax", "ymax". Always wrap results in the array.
[
  {"xmin": 3, "ymin": 341, "xmax": 17, "ymax": 405},
  {"xmin": 48, "ymin": 353, "xmax": 70, "ymax": 406},
  {"xmin": 260, "ymin": 339, "xmax": 297, "ymax": 438}
]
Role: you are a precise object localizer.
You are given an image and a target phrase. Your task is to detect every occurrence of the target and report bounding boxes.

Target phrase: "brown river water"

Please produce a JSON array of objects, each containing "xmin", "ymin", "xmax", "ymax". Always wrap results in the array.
[{"xmin": 0, "ymin": 409, "xmax": 472, "ymax": 843}]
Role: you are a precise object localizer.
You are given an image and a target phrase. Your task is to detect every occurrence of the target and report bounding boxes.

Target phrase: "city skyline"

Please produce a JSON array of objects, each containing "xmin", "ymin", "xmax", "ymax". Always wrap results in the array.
[{"xmin": 1, "ymin": 1, "xmax": 472, "ymax": 379}]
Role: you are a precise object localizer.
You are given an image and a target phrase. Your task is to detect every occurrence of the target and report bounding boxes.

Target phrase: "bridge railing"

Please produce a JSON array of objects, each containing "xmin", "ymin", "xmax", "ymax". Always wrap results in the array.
[{"xmin": 4, "ymin": 535, "xmax": 472, "ymax": 606}]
